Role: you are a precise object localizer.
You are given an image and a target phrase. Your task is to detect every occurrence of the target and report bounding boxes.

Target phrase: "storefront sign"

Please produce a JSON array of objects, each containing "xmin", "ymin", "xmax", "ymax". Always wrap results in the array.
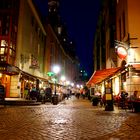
[{"xmin": 105, "ymin": 94, "xmax": 112, "ymax": 100}]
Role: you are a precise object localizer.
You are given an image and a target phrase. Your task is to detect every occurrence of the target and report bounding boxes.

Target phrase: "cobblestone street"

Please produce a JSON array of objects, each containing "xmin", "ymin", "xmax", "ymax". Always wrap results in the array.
[{"xmin": 0, "ymin": 96, "xmax": 140, "ymax": 140}]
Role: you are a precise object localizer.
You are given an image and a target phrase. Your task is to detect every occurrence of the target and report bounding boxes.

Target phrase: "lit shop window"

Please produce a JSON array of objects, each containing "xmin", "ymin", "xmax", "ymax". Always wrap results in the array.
[
  {"xmin": 10, "ymin": 49, "xmax": 12, "ymax": 55},
  {"xmin": 0, "ymin": 56, "xmax": 6, "ymax": 61},
  {"xmin": 0, "ymin": 48, "xmax": 5, "ymax": 54},
  {"xmin": 1, "ymin": 40, "xmax": 8, "ymax": 46},
  {"xmin": 10, "ymin": 43, "xmax": 12, "ymax": 48},
  {"xmin": 117, "ymin": 0, "xmax": 120, "ymax": 4}
]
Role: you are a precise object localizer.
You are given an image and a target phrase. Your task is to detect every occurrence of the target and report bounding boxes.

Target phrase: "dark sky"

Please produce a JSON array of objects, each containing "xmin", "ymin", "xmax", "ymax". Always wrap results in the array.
[
  {"xmin": 33, "ymin": 0, "xmax": 101, "ymax": 77},
  {"xmin": 59, "ymin": 0, "xmax": 101, "ymax": 77}
]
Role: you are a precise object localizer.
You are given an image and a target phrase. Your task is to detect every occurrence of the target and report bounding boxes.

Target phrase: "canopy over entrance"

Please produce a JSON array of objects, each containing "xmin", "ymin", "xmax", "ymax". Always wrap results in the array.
[{"xmin": 87, "ymin": 67, "xmax": 121, "ymax": 86}]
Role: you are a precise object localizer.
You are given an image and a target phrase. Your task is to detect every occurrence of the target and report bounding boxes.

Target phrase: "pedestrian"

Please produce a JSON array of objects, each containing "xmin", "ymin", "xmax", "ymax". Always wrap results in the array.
[
  {"xmin": 66, "ymin": 88, "xmax": 70, "ymax": 99},
  {"xmin": 39, "ymin": 88, "xmax": 45, "ymax": 103},
  {"xmin": 76, "ymin": 89, "xmax": 80, "ymax": 99},
  {"xmin": 45, "ymin": 85, "xmax": 52, "ymax": 102},
  {"xmin": 0, "ymin": 81, "xmax": 5, "ymax": 103},
  {"xmin": 24, "ymin": 85, "xmax": 29, "ymax": 99},
  {"xmin": 30, "ymin": 85, "xmax": 38, "ymax": 100}
]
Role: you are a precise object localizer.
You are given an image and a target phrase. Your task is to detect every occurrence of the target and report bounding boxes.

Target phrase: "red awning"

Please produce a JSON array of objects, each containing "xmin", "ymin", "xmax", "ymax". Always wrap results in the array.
[{"xmin": 87, "ymin": 67, "xmax": 121, "ymax": 86}]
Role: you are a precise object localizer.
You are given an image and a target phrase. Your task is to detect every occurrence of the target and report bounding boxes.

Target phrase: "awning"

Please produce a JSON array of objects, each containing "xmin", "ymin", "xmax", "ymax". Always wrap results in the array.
[
  {"xmin": 21, "ymin": 71, "xmax": 48, "ymax": 82},
  {"xmin": 0, "ymin": 63, "xmax": 20, "ymax": 75},
  {"xmin": 87, "ymin": 67, "xmax": 121, "ymax": 86}
]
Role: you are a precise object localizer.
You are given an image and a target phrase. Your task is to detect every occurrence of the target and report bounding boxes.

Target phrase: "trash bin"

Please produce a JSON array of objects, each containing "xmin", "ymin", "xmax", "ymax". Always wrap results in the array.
[{"xmin": 52, "ymin": 95, "xmax": 58, "ymax": 105}]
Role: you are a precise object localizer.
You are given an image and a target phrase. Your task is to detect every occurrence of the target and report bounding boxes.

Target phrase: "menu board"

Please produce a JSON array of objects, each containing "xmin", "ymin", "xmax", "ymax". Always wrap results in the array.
[
  {"xmin": 105, "ymin": 94, "xmax": 112, "ymax": 100},
  {"xmin": 105, "ymin": 88, "xmax": 112, "ymax": 100}
]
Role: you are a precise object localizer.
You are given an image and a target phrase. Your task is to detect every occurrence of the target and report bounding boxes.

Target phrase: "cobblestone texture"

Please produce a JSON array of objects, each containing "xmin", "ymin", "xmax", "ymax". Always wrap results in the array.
[{"xmin": 0, "ymin": 96, "xmax": 140, "ymax": 140}]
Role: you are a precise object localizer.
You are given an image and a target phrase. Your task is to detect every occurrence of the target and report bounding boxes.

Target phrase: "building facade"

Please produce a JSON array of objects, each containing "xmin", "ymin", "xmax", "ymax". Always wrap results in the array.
[
  {"xmin": 90, "ymin": 0, "xmax": 120, "ymax": 95},
  {"xmin": 45, "ymin": 24, "xmax": 79, "ymax": 84},
  {"xmin": 0, "ymin": 0, "xmax": 79, "ymax": 98},
  {"xmin": 116, "ymin": 0, "xmax": 140, "ymax": 96},
  {"xmin": 88, "ymin": 0, "xmax": 140, "ymax": 98},
  {"xmin": 0, "ymin": 0, "xmax": 47, "ymax": 97}
]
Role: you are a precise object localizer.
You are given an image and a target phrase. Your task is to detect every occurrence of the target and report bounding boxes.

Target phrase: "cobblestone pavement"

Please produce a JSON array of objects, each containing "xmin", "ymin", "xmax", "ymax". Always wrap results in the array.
[{"xmin": 0, "ymin": 96, "xmax": 140, "ymax": 140}]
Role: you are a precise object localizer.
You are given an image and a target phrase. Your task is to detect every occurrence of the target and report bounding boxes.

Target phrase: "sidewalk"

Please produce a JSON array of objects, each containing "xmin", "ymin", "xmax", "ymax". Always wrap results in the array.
[
  {"xmin": 2, "ymin": 98, "xmax": 41, "ymax": 106},
  {"xmin": 60, "ymin": 96, "xmax": 134, "ymax": 114}
]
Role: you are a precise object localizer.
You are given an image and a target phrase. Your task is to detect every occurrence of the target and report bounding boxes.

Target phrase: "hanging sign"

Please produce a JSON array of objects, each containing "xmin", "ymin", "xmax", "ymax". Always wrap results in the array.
[{"xmin": 116, "ymin": 46, "xmax": 127, "ymax": 60}]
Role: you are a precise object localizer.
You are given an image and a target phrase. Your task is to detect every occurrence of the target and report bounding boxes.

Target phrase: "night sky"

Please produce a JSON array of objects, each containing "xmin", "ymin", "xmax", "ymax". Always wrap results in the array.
[
  {"xmin": 33, "ymin": 0, "xmax": 101, "ymax": 77},
  {"xmin": 59, "ymin": 0, "xmax": 101, "ymax": 77}
]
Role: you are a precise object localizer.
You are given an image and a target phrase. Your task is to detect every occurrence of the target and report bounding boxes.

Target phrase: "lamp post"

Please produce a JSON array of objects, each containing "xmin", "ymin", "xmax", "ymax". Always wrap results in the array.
[{"xmin": 52, "ymin": 65, "xmax": 60, "ymax": 95}]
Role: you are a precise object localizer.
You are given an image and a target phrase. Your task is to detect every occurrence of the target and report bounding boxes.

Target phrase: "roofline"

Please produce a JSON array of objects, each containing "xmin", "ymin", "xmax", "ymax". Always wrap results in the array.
[{"xmin": 27, "ymin": 0, "xmax": 46, "ymax": 35}]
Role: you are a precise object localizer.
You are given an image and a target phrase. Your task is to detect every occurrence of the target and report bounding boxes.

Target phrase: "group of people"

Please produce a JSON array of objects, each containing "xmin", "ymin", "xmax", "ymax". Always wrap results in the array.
[
  {"xmin": 75, "ymin": 86, "xmax": 90, "ymax": 100},
  {"xmin": 23, "ymin": 85, "xmax": 53, "ymax": 103},
  {"xmin": 115, "ymin": 90, "xmax": 139, "ymax": 109}
]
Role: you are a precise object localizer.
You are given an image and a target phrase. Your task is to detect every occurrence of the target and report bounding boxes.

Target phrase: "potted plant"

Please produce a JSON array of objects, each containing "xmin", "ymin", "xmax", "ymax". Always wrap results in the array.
[{"xmin": 91, "ymin": 95, "xmax": 99, "ymax": 106}]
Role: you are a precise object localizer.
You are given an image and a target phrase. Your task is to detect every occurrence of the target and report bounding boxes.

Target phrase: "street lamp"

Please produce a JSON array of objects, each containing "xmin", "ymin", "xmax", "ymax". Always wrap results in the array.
[{"xmin": 52, "ymin": 65, "xmax": 60, "ymax": 95}]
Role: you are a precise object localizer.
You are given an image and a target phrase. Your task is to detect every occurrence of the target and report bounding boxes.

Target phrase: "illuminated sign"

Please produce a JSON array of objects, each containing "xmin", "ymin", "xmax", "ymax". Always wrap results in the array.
[
  {"xmin": 116, "ymin": 46, "xmax": 127, "ymax": 60},
  {"xmin": 47, "ymin": 72, "xmax": 54, "ymax": 77}
]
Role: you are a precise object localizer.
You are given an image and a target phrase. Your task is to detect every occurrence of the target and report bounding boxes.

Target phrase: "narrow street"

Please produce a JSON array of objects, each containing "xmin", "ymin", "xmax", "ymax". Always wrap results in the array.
[{"xmin": 0, "ymin": 96, "xmax": 140, "ymax": 140}]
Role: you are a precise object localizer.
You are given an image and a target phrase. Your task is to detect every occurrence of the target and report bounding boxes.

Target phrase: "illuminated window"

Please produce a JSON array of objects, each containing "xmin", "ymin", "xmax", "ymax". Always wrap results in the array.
[
  {"xmin": 0, "ymin": 56, "xmax": 6, "ymax": 61},
  {"xmin": 0, "ymin": 48, "xmax": 5, "ymax": 54},
  {"xmin": 1, "ymin": 40, "xmax": 8, "ymax": 46},
  {"xmin": 10, "ymin": 43, "xmax": 12, "ymax": 48},
  {"xmin": 117, "ymin": 0, "xmax": 119, "ymax": 4}
]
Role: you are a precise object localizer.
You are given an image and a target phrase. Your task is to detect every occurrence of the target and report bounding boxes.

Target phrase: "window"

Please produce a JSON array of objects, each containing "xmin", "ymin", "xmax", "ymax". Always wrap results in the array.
[
  {"xmin": 119, "ymin": 18, "xmax": 121, "ymax": 40},
  {"xmin": 122, "ymin": 11, "xmax": 126, "ymax": 38},
  {"xmin": 0, "ymin": 48, "xmax": 5, "ymax": 54},
  {"xmin": 117, "ymin": 0, "xmax": 120, "ymax": 4},
  {"xmin": 1, "ymin": 40, "xmax": 8, "ymax": 46}
]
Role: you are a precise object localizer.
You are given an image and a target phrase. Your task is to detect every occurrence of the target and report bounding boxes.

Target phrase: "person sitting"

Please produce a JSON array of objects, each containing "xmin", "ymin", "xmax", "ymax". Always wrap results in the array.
[
  {"xmin": 128, "ymin": 90, "xmax": 139, "ymax": 112},
  {"xmin": 129, "ymin": 90, "xmax": 138, "ymax": 101}
]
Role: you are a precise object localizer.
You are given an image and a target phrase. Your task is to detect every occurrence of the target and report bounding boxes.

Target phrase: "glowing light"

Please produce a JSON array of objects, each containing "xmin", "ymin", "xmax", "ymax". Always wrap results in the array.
[
  {"xmin": 61, "ymin": 75, "xmax": 66, "ymax": 81},
  {"xmin": 71, "ymin": 83, "xmax": 74, "ymax": 87},
  {"xmin": 66, "ymin": 81, "xmax": 70, "ymax": 85},
  {"xmin": 52, "ymin": 65, "xmax": 60, "ymax": 74}
]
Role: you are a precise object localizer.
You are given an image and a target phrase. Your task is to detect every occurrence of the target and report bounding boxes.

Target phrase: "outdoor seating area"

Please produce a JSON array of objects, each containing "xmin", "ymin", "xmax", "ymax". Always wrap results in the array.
[{"xmin": 114, "ymin": 91, "xmax": 140, "ymax": 113}]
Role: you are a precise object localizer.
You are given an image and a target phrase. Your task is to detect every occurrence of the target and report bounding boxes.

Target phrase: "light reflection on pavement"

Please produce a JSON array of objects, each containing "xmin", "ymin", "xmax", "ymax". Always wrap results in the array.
[{"xmin": 0, "ymin": 96, "xmax": 139, "ymax": 140}]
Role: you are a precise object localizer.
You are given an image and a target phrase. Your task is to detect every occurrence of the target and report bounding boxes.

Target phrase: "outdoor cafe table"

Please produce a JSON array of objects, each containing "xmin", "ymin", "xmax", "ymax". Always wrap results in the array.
[{"xmin": 128, "ymin": 100, "xmax": 140, "ymax": 112}]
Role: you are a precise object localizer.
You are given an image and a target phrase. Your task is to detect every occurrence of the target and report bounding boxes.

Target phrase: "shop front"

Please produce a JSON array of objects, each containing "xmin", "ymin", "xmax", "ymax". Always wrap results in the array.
[
  {"xmin": 19, "ymin": 71, "xmax": 49, "ymax": 99},
  {"xmin": 87, "ymin": 67, "xmax": 122, "ymax": 110},
  {"xmin": 0, "ymin": 63, "xmax": 20, "ymax": 97},
  {"xmin": 125, "ymin": 63, "xmax": 140, "ymax": 97},
  {"xmin": 87, "ymin": 67, "xmax": 122, "ymax": 93}
]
